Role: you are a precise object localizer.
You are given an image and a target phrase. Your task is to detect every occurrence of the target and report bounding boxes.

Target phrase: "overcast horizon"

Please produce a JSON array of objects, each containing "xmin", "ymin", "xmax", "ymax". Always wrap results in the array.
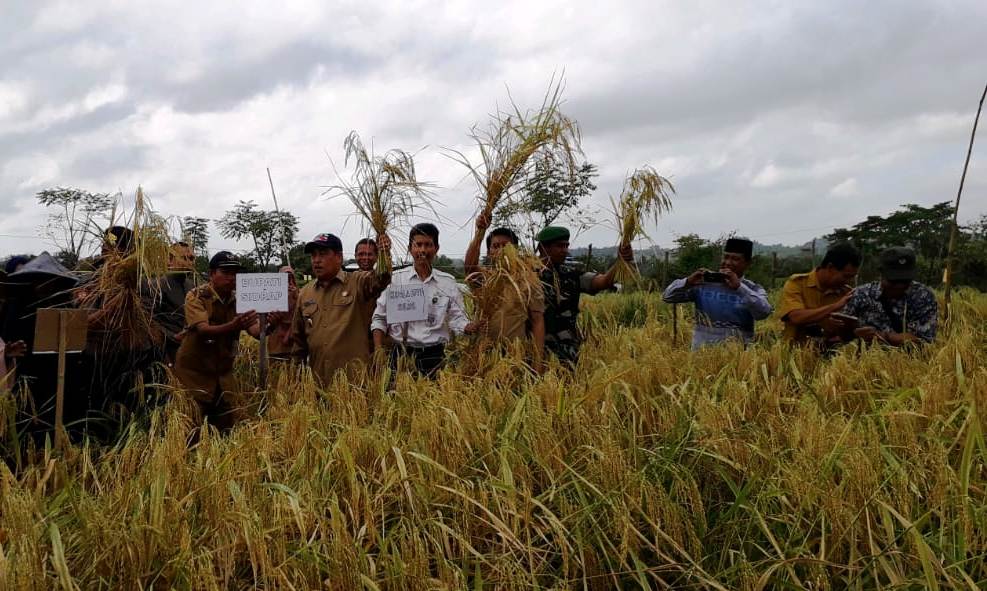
[{"xmin": 1, "ymin": 1, "xmax": 985, "ymax": 261}]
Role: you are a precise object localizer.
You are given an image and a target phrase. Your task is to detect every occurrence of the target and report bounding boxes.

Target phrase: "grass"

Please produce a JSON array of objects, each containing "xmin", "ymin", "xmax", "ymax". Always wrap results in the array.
[{"xmin": 1, "ymin": 288, "xmax": 985, "ymax": 589}]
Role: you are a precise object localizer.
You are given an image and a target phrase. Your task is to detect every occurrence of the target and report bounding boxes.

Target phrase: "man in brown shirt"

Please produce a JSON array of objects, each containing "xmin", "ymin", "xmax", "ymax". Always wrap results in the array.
[
  {"xmin": 292, "ymin": 233, "xmax": 391, "ymax": 386},
  {"xmin": 174, "ymin": 251, "xmax": 259, "ymax": 430},
  {"xmin": 464, "ymin": 212, "xmax": 546, "ymax": 370},
  {"xmin": 266, "ymin": 265, "xmax": 298, "ymax": 361},
  {"xmin": 150, "ymin": 241, "xmax": 200, "ymax": 365},
  {"xmin": 779, "ymin": 243, "xmax": 861, "ymax": 343}
]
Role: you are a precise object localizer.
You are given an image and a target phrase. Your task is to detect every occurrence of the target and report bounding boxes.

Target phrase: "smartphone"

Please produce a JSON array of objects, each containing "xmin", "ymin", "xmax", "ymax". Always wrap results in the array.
[
  {"xmin": 703, "ymin": 271, "xmax": 728, "ymax": 283},
  {"xmin": 829, "ymin": 312, "xmax": 859, "ymax": 328}
]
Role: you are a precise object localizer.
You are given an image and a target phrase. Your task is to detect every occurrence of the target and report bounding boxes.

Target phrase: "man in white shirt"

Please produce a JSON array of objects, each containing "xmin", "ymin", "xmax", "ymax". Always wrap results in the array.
[{"xmin": 371, "ymin": 223, "xmax": 483, "ymax": 377}]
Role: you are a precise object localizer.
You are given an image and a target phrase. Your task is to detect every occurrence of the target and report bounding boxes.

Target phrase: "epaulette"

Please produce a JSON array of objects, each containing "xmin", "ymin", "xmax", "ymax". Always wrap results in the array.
[{"xmin": 194, "ymin": 284, "xmax": 216, "ymax": 300}]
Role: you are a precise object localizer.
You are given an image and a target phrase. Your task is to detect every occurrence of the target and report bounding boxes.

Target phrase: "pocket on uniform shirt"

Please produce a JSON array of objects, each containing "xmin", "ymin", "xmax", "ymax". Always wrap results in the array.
[
  {"xmin": 430, "ymin": 294, "xmax": 449, "ymax": 309},
  {"xmin": 332, "ymin": 293, "xmax": 354, "ymax": 307},
  {"xmin": 301, "ymin": 301, "xmax": 320, "ymax": 327}
]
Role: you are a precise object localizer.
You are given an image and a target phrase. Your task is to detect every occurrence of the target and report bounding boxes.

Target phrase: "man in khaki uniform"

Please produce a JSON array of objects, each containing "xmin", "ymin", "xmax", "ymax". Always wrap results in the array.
[
  {"xmin": 292, "ymin": 233, "xmax": 391, "ymax": 385},
  {"xmin": 174, "ymin": 251, "xmax": 259, "ymax": 430},
  {"xmin": 779, "ymin": 243, "xmax": 861, "ymax": 344},
  {"xmin": 266, "ymin": 265, "xmax": 298, "ymax": 361},
  {"xmin": 464, "ymin": 212, "xmax": 546, "ymax": 370}
]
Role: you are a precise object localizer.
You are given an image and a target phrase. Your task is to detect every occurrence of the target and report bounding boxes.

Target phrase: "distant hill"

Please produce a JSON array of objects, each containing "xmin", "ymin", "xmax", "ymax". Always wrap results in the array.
[{"xmin": 570, "ymin": 237, "xmax": 829, "ymax": 259}]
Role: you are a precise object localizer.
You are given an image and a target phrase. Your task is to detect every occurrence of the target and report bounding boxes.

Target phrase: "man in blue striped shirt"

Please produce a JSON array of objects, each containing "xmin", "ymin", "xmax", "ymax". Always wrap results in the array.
[{"xmin": 663, "ymin": 238, "xmax": 773, "ymax": 350}]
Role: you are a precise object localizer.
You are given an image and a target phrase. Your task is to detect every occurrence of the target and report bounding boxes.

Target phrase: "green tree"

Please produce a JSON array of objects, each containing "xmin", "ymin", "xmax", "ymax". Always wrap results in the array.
[
  {"xmin": 217, "ymin": 201, "xmax": 299, "ymax": 271},
  {"xmin": 826, "ymin": 202, "xmax": 953, "ymax": 283},
  {"xmin": 180, "ymin": 217, "xmax": 210, "ymax": 257},
  {"xmin": 669, "ymin": 234, "xmax": 721, "ymax": 279},
  {"xmin": 433, "ymin": 254, "xmax": 462, "ymax": 279},
  {"xmin": 36, "ymin": 187, "xmax": 114, "ymax": 262},
  {"xmin": 288, "ymin": 243, "xmax": 313, "ymax": 279}
]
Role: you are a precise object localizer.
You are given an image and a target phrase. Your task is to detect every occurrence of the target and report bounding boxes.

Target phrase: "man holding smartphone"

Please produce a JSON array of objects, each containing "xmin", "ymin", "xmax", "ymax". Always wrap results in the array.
[
  {"xmin": 662, "ymin": 237, "xmax": 772, "ymax": 350},
  {"xmin": 779, "ymin": 242, "xmax": 861, "ymax": 344}
]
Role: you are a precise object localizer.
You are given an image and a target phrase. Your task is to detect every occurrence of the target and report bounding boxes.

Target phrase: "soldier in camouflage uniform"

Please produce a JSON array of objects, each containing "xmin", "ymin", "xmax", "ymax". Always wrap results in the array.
[
  {"xmin": 536, "ymin": 226, "xmax": 633, "ymax": 366},
  {"xmin": 844, "ymin": 247, "xmax": 938, "ymax": 345}
]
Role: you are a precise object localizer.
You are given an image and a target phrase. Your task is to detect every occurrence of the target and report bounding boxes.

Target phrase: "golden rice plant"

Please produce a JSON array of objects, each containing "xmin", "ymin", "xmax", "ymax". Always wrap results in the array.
[
  {"xmin": 2, "ymin": 288, "xmax": 985, "ymax": 589},
  {"xmin": 449, "ymin": 78, "xmax": 582, "ymax": 221},
  {"xmin": 73, "ymin": 187, "xmax": 172, "ymax": 352},
  {"xmin": 467, "ymin": 243, "xmax": 543, "ymax": 320},
  {"xmin": 611, "ymin": 166, "xmax": 675, "ymax": 286},
  {"xmin": 327, "ymin": 132, "xmax": 435, "ymax": 276}
]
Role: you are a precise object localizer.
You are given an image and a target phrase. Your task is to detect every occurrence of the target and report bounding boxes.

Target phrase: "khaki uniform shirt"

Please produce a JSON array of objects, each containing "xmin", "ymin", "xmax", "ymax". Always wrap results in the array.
[
  {"xmin": 778, "ymin": 270, "xmax": 844, "ymax": 342},
  {"xmin": 173, "ymin": 284, "xmax": 241, "ymax": 398},
  {"xmin": 484, "ymin": 273, "xmax": 545, "ymax": 341},
  {"xmin": 292, "ymin": 270, "xmax": 384, "ymax": 384}
]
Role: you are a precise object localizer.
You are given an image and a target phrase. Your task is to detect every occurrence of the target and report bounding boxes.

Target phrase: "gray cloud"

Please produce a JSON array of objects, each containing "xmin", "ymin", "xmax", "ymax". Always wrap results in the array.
[{"xmin": 0, "ymin": 0, "xmax": 984, "ymax": 260}]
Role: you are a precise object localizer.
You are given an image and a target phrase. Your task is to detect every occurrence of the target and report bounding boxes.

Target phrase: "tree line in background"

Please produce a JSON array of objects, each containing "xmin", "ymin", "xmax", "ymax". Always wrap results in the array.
[
  {"xmin": 579, "ymin": 201, "xmax": 987, "ymax": 291},
  {"xmin": 22, "ymin": 185, "xmax": 987, "ymax": 292}
]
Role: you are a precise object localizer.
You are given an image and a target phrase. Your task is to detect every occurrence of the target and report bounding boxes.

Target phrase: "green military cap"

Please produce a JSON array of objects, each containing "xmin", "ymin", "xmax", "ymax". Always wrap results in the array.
[{"xmin": 535, "ymin": 226, "xmax": 570, "ymax": 243}]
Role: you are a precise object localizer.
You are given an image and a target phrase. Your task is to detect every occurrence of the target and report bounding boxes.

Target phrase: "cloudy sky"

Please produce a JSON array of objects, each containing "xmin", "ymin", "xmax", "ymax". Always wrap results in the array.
[{"xmin": 1, "ymin": 0, "xmax": 985, "ymax": 261}]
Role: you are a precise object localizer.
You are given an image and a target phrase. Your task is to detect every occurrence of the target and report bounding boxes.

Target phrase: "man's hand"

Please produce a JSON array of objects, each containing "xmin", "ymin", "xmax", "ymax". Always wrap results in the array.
[
  {"xmin": 464, "ymin": 319, "xmax": 488, "ymax": 336},
  {"xmin": 836, "ymin": 286, "xmax": 855, "ymax": 308},
  {"xmin": 5, "ymin": 340, "xmax": 27, "ymax": 357},
  {"xmin": 685, "ymin": 269, "xmax": 706, "ymax": 287},
  {"xmin": 377, "ymin": 234, "xmax": 392, "ymax": 252},
  {"xmin": 721, "ymin": 268, "xmax": 741, "ymax": 290},
  {"xmin": 854, "ymin": 326, "xmax": 880, "ymax": 341},
  {"xmin": 475, "ymin": 210, "xmax": 492, "ymax": 232},
  {"xmin": 232, "ymin": 310, "xmax": 258, "ymax": 331},
  {"xmin": 618, "ymin": 243, "xmax": 633, "ymax": 262}
]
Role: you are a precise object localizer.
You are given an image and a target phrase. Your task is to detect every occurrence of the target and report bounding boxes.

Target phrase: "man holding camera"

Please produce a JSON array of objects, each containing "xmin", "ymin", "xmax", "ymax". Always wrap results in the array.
[{"xmin": 662, "ymin": 237, "xmax": 772, "ymax": 350}]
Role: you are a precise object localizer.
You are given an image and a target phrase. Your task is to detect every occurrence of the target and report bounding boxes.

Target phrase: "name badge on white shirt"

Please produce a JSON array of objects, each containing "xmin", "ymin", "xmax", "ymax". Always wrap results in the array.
[{"xmin": 386, "ymin": 284, "xmax": 428, "ymax": 324}]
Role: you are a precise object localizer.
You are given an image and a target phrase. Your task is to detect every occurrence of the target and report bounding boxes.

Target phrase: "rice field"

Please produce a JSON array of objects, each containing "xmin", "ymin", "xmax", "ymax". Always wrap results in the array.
[{"xmin": 1, "ymin": 288, "xmax": 985, "ymax": 589}]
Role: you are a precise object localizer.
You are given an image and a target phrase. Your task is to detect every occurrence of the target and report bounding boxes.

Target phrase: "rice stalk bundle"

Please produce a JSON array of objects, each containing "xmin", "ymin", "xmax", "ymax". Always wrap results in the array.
[
  {"xmin": 611, "ymin": 167, "xmax": 675, "ymax": 286},
  {"xmin": 467, "ymin": 243, "xmax": 544, "ymax": 323},
  {"xmin": 330, "ymin": 132, "xmax": 435, "ymax": 276},
  {"xmin": 74, "ymin": 187, "xmax": 171, "ymax": 352},
  {"xmin": 450, "ymin": 79, "xmax": 582, "ymax": 221}
]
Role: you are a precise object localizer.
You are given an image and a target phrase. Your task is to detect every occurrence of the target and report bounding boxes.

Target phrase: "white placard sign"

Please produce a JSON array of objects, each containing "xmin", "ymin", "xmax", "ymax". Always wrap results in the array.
[
  {"xmin": 386, "ymin": 284, "xmax": 427, "ymax": 324},
  {"xmin": 236, "ymin": 273, "xmax": 290, "ymax": 313}
]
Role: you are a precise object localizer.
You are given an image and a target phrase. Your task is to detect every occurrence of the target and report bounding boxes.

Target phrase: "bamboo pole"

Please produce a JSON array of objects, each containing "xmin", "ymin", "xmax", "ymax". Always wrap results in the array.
[
  {"xmin": 672, "ymin": 304, "xmax": 678, "ymax": 346},
  {"xmin": 771, "ymin": 252, "xmax": 778, "ymax": 289},
  {"xmin": 55, "ymin": 311, "xmax": 67, "ymax": 450},
  {"xmin": 267, "ymin": 168, "xmax": 290, "ymax": 267},
  {"xmin": 943, "ymin": 82, "xmax": 987, "ymax": 324},
  {"xmin": 258, "ymin": 312, "xmax": 269, "ymax": 388}
]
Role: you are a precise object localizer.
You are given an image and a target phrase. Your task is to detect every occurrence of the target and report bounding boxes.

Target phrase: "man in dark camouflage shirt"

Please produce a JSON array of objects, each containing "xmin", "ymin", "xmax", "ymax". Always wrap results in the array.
[
  {"xmin": 536, "ymin": 226, "xmax": 633, "ymax": 366},
  {"xmin": 844, "ymin": 247, "xmax": 938, "ymax": 345}
]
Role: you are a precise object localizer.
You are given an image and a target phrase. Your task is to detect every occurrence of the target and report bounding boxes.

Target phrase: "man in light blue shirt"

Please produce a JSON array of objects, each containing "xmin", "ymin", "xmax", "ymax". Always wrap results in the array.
[{"xmin": 663, "ymin": 237, "xmax": 773, "ymax": 350}]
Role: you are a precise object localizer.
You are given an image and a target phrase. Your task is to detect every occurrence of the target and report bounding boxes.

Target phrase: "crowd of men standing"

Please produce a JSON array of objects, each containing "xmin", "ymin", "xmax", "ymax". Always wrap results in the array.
[{"xmin": 0, "ymin": 217, "xmax": 939, "ymax": 436}]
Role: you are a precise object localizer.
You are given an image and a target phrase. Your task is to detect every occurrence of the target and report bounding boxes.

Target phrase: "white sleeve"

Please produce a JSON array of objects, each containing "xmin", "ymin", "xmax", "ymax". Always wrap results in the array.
[
  {"xmin": 446, "ymin": 280, "xmax": 470, "ymax": 335},
  {"xmin": 370, "ymin": 289, "xmax": 388, "ymax": 332}
]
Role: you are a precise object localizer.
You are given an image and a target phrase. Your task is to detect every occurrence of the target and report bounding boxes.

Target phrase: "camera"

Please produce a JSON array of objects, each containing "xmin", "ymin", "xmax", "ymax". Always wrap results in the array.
[{"xmin": 702, "ymin": 271, "xmax": 728, "ymax": 283}]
